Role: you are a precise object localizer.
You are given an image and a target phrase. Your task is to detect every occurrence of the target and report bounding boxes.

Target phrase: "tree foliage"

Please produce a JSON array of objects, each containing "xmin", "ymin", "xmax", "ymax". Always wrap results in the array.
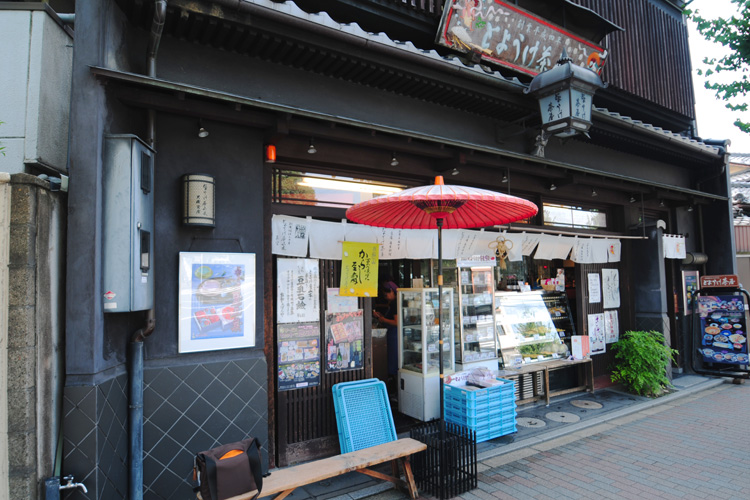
[{"xmin": 690, "ymin": 1, "xmax": 750, "ymax": 133}]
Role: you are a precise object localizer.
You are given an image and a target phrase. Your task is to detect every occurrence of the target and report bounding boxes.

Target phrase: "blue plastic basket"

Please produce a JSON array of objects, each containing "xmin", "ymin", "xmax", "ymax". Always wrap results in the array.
[
  {"xmin": 332, "ymin": 379, "xmax": 397, "ymax": 453},
  {"xmin": 443, "ymin": 378, "xmax": 517, "ymax": 443}
]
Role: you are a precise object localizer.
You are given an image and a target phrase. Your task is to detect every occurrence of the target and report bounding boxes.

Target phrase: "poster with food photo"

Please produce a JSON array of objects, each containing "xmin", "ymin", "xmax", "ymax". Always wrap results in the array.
[
  {"xmin": 178, "ymin": 252, "xmax": 256, "ymax": 353},
  {"xmin": 277, "ymin": 322, "xmax": 321, "ymax": 391},
  {"xmin": 325, "ymin": 310, "xmax": 364, "ymax": 372},
  {"xmin": 697, "ymin": 295, "xmax": 748, "ymax": 365}
]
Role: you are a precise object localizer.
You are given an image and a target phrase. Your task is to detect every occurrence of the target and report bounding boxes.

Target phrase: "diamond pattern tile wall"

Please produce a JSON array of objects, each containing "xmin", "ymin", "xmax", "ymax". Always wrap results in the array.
[{"xmin": 62, "ymin": 357, "xmax": 267, "ymax": 500}]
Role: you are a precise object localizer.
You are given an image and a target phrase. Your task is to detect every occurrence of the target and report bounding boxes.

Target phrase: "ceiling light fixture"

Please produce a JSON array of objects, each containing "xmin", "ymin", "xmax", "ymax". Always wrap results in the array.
[
  {"xmin": 591, "ymin": 188, "xmax": 598, "ymax": 197},
  {"xmin": 501, "ymin": 172, "xmax": 509, "ymax": 183},
  {"xmin": 549, "ymin": 183, "xmax": 557, "ymax": 191},
  {"xmin": 659, "ymin": 199, "xmax": 665, "ymax": 207},
  {"xmin": 390, "ymin": 153, "xmax": 399, "ymax": 167},
  {"xmin": 197, "ymin": 120, "xmax": 209, "ymax": 138},
  {"xmin": 307, "ymin": 138, "xmax": 317, "ymax": 154},
  {"xmin": 687, "ymin": 205, "xmax": 694, "ymax": 212},
  {"xmin": 629, "ymin": 195, "xmax": 636, "ymax": 203},
  {"xmin": 451, "ymin": 167, "xmax": 459, "ymax": 176}
]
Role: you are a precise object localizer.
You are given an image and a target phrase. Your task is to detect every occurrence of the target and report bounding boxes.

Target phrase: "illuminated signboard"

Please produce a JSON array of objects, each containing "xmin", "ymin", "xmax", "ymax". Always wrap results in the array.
[{"xmin": 436, "ymin": 0, "xmax": 608, "ymax": 76}]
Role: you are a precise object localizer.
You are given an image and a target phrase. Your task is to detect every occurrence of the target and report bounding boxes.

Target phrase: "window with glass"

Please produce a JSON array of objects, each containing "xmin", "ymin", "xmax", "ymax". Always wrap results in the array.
[
  {"xmin": 272, "ymin": 169, "xmax": 406, "ymax": 208},
  {"xmin": 543, "ymin": 203, "xmax": 607, "ymax": 229}
]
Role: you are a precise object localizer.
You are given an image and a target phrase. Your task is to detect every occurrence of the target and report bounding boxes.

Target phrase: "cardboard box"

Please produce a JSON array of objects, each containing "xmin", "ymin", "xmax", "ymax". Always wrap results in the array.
[{"xmin": 571, "ymin": 335, "xmax": 590, "ymax": 360}]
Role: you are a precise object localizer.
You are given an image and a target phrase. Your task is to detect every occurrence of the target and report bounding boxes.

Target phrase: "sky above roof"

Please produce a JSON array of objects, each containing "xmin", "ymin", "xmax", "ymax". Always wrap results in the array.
[{"xmin": 688, "ymin": 0, "xmax": 750, "ymax": 154}]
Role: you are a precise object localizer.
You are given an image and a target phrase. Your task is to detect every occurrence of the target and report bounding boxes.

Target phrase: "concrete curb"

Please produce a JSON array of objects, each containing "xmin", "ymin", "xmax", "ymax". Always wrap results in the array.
[{"xmin": 477, "ymin": 376, "xmax": 727, "ymax": 461}]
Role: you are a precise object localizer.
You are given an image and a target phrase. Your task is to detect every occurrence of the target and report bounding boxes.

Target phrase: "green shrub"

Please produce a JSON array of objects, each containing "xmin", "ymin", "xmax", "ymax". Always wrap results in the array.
[{"xmin": 610, "ymin": 330, "xmax": 678, "ymax": 397}]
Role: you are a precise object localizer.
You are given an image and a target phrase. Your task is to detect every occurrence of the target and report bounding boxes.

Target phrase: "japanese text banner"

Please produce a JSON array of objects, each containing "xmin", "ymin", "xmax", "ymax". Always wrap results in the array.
[{"xmin": 340, "ymin": 241, "xmax": 379, "ymax": 297}]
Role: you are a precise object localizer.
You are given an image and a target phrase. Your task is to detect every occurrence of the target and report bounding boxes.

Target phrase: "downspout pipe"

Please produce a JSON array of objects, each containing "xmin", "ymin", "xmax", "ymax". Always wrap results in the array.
[
  {"xmin": 129, "ymin": 313, "xmax": 155, "ymax": 500},
  {"xmin": 130, "ymin": 2, "xmax": 165, "ymax": 500}
]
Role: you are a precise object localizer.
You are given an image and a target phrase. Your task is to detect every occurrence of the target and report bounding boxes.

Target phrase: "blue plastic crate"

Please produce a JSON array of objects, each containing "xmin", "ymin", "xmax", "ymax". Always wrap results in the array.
[
  {"xmin": 443, "ymin": 378, "xmax": 516, "ymax": 409},
  {"xmin": 332, "ymin": 379, "xmax": 396, "ymax": 453}
]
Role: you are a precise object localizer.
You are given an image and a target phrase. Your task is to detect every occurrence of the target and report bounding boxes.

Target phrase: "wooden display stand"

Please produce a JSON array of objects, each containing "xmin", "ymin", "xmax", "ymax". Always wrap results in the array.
[{"xmin": 498, "ymin": 358, "xmax": 594, "ymax": 406}]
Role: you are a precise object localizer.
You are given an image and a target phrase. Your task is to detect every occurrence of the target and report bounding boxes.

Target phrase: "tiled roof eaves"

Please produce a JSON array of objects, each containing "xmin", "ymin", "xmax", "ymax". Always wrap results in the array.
[{"xmin": 241, "ymin": 0, "xmax": 722, "ymax": 158}]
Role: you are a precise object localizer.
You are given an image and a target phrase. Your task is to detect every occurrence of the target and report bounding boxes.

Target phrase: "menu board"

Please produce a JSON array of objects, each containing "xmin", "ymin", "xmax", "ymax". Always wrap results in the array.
[
  {"xmin": 697, "ymin": 295, "xmax": 749, "ymax": 365},
  {"xmin": 277, "ymin": 322, "xmax": 321, "ymax": 391}
]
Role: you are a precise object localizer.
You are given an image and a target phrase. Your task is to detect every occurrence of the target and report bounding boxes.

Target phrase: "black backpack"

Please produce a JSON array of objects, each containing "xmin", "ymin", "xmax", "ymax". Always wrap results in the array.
[{"xmin": 193, "ymin": 437, "xmax": 266, "ymax": 500}]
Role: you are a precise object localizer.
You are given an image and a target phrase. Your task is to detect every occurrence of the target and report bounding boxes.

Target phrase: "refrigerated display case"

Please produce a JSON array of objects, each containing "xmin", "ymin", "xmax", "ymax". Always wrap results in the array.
[
  {"xmin": 397, "ymin": 287, "xmax": 455, "ymax": 421},
  {"xmin": 541, "ymin": 291, "xmax": 577, "ymax": 341},
  {"xmin": 438, "ymin": 266, "xmax": 499, "ymax": 370},
  {"xmin": 495, "ymin": 291, "xmax": 570, "ymax": 367}
]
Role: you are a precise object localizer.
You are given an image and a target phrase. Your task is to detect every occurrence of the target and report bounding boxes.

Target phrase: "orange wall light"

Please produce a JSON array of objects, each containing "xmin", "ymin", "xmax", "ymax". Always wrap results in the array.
[{"xmin": 265, "ymin": 144, "xmax": 277, "ymax": 163}]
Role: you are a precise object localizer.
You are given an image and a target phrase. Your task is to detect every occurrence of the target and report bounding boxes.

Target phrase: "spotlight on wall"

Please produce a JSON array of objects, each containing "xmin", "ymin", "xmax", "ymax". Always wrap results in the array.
[
  {"xmin": 451, "ymin": 167, "xmax": 459, "ymax": 176},
  {"xmin": 307, "ymin": 138, "xmax": 317, "ymax": 154},
  {"xmin": 197, "ymin": 120, "xmax": 209, "ymax": 138},
  {"xmin": 390, "ymin": 153, "xmax": 399, "ymax": 167},
  {"xmin": 501, "ymin": 171, "xmax": 509, "ymax": 183},
  {"xmin": 549, "ymin": 182, "xmax": 557, "ymax": 191},
  {"xmin": 591, "ymin": 188, "xmax": 598, "ymax": 197},
  {"xmin": 182, "ymin": 174, "xmax": 216, "ymax": 227}
]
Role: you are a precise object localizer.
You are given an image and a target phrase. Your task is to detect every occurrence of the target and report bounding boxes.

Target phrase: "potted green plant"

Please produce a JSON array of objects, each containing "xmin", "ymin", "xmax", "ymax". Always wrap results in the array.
[{"xmin": 610, "ymin": 330, "xmax": 678, "ymax": 397}]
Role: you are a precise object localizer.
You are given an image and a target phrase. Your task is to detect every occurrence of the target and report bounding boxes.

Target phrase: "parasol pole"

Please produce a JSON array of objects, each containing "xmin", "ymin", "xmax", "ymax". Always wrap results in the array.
[{"xmin": 437, "ymin": 217, "xmax": 445, "ymax": 441}]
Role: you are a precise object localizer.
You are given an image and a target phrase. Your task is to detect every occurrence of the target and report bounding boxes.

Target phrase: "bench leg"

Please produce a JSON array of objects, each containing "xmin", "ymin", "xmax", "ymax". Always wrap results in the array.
[
  {"xmin": 273, "ymin": 489, "xmax": 296, "ymax": 500},
  {"xmin": 401, "ymin": 457, "xmax": 419, "ymax": 500}
]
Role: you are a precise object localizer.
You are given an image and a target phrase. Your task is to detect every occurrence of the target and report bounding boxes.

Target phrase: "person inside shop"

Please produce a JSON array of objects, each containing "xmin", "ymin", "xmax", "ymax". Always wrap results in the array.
[{"xmin": 373, "ymin": 281, "xmax": 398, "ymax": 391}]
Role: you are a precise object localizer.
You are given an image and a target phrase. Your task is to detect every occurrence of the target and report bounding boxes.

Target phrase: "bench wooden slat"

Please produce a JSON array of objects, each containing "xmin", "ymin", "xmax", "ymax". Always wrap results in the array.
[{"xmin": 225, "ymin": 438, "xmax": 427, "ymax": 500}]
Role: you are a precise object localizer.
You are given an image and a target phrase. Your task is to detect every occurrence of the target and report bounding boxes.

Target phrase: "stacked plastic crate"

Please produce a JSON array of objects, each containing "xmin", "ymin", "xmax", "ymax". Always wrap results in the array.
[
  {"xmin": 332, "ymin": 379, "xmax": 397, "ymax": 453},
  {"xmin": 443, "ymin": 378, "xmax": 517, "ymax": 443}
]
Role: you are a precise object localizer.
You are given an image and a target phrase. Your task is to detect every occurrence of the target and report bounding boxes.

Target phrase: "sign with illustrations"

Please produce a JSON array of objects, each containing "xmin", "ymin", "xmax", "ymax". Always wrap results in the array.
[
  {"xmin": 277, "ymin": 258, "xmax": 320, "ymax": 324},
  {"xmin": 436, "ymin": 0, "xmax": 608, "ymax": 76},
  {"xmin": 340, "ymin": 241, "xmax": 379, "ymax": 297},
  {"xmin": 178, "ymin": 252, "xmax": 256, "ymax": 353},
  {"xmin": 697, "ymin": 295, "xmax": 748, "ymax": 366},
  {"xmin": 324, "ymin": 310, "xmax": 365, "ymax": 372},
  {"xmin": 277, "ymin": 322, "xmax": 321, "ymax": 391}
]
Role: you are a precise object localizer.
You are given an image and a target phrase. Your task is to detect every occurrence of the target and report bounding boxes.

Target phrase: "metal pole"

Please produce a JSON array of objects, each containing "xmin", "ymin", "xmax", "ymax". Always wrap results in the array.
[{"xmin": 437, "ymin": 218, "xmax": 445, "ymax": 425}]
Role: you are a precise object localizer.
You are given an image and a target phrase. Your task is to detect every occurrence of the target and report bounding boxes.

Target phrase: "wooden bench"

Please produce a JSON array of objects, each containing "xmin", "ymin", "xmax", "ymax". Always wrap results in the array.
[
  {"xmin": 498, "ymin": 357, "xmax": 594, "ymax": 406},
  {"xmin": 219, "ymin": 438, "xmax": 427, "ymax": 500}
]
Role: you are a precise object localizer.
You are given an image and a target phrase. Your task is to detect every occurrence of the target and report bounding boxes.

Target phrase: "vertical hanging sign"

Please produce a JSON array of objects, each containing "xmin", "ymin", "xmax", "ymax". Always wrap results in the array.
[
  {"xmin": 340, "ymin": 241, "xmax": 379, "ymax": 297},
  {"xmin": 277, "ymin": 258, "xmax": 320, "ymax": 324}
]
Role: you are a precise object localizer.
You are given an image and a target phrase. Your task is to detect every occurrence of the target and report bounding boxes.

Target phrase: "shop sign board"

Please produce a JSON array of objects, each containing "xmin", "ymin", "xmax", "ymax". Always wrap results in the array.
[
  {"xmin": 696, "ymin": 295, "xmax": 748, "ymax": 366},
  {"xmin": 436, "ymin": 0, "xmax": 608, "ymax": 76},
  {"xmin": 700, "ymin": 274, "xmax": 740, "ymax": 289},
  {"xmin": 277, "ymin": 322, "xmax": 321, "ymax": 391}
]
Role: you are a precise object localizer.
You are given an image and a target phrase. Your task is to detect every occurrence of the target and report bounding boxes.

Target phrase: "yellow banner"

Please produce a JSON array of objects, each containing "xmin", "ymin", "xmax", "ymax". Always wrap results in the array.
[{"xmin": 340, "ymin": 241, "xmax": 379, "ymax": 297}]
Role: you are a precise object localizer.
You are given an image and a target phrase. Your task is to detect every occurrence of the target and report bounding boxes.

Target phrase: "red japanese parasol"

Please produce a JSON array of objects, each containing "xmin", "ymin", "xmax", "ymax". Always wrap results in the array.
[{"xmin": 346, "ymin": 176, "xmax": 538, "ymax": 424}]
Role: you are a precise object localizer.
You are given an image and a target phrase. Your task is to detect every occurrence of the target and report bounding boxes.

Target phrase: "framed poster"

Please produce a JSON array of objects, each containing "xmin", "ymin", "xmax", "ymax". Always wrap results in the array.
[
  {"xmin": 682, "ymin": 270, "xmax": 700, "ymax": 314},
  {"xmin": 178, "ymin": 252, "xmax": 256, "ymax": 353}
]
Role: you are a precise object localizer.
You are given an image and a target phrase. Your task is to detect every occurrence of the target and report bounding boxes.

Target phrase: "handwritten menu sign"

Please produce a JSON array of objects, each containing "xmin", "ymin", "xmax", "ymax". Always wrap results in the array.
[
  {"xmin": 277, "ymin": 258, "xmax": 320, "ymax": 324},
  {"xmin": 277, "ymin": 322, "xmax": 321, "ymax": 391},
  {"xmin": 587, "ymin": 313, "xmax": 606, "ymax": 355},
  {"xmin": 602, "ymin": 268, "xmax": 620, "ymax": 309},
  {"xmin": 325, "ymin": 310, "xmax": 364, "ymax": 373},
  {"xmin": 272, "ymin": 215, "xmax": 310, "ymax": 257},
  {"xmin": 436, "ymin": 0, "xmax": 608, "ymax": 77},
  {"xmin": 697, "ymin": 295, "xmax": 748, "ymax": 366},
  {"xmin": 374, "ymin": 227, "xmax": 407, "ymax": 259},
  {"xmin": 340, "ymin": 241, "xmax": 379, "ymax": 297}
]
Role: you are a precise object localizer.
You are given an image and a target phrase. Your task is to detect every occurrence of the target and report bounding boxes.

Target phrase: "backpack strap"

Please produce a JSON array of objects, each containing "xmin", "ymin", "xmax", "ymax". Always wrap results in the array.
[{"xmin": 244, "ymin": 438, "xmax": 264, "ymax": 500}]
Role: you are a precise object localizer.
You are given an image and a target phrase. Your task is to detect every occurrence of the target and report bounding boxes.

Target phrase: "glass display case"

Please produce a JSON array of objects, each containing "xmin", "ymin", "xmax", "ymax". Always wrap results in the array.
[
  {"xmin": 495, "ymin": 291, "xmax": 570, "ymax": 367},
  {"xmin": 541, "ymin": 291, "xmax": 577, "ymax": 341},
  {"xmin": 456, "ymin": 266, "xmax": 499, "ymax": 369},
  {"xmin": 397, "ymin": 288, "xmax": 454, "ymax": 421}
]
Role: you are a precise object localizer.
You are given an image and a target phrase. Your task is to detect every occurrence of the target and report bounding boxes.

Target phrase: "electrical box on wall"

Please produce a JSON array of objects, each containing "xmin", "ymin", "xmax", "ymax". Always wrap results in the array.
[{"xmin": 102, "ymin": 135, "xmax": 155, "ymax": 312}]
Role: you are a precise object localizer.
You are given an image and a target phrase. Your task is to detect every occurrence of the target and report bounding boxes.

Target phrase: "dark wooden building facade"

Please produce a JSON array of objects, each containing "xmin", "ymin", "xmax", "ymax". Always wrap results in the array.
[{"xmin": 60, "ymin": 1, "xmax": 733, "ymax": 499}]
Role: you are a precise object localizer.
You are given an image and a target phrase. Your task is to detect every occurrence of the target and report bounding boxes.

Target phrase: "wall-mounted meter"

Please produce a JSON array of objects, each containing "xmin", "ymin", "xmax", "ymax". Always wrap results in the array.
[{"xmin": 102, "ymin": 135, "xmax": 155, "ymax": 312}]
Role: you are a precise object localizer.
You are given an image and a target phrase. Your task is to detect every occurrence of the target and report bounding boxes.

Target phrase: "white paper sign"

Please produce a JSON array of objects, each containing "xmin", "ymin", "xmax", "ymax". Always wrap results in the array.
[
  {"xmin": 309, "ymin": 220, "xmax": 346, "ymax": 260},
  {"xmin": 602, "ymin": 268, "xmax": 620, "ymax": 309},
  {"xmin": 374, "ymin": 227, "xmax": 409, "ymax": 259},
  {"xmin": 521, "ymin": 234, "xmax": 541, "ymax": 256},
  {"xmin": 326, "ymin": 287, "xmax": 358, "ymax": 313},
  {"xmin": 272, "ymin": 215, "xmax": 310, "ymax": 257},
  {"xmin": 588, "ymin": 273, "xmax": 601, "ymax": 304},
  {"xmin": 277, "ymin": 258, "xmax": 320, "ymax": 324},
  {"xmin": 606, "ymin": 239, "xmax": 621, "ymax": 263},
  {"xmin": 604, "ymin": 310, "xmax": 619, "ymax": 344},
  {"xmin": 588, "ymin": 313, "xmax": 606, "ymax": 354}
]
